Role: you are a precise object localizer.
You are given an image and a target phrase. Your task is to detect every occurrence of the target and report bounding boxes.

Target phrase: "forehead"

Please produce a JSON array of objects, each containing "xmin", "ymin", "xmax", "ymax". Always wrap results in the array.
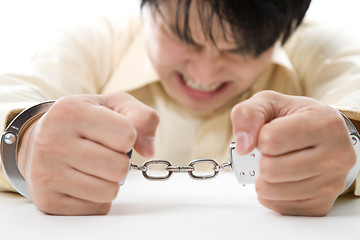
[{"xmin": 150, "ymin": 0, "xmax": 238, "ymax": 47}]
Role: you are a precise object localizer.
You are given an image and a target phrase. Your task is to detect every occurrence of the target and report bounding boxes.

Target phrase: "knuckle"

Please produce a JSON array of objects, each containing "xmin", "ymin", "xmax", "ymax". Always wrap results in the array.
[
  {"xmin": 230, "ymin": 103, "xmax": 241, "ymax": 118},
  {"xmin": 115, "ymin": 118, "xmax": 137, "ymax": 151},
  {"xmin": 33, "ymin": 195, "xmax": 58, "ymax": 214},
  {"xmin": 255, "ymin": 183, "xmax": 262, "ymax": 196},
  {"xmin": 307, "ymin": 202, "xmax": 332, "ymax": 217},
  {"xmin": 109, "ymin": 156, "xmax": 130, "ymax": 182},
  {"xmin": 109, "ymin": 118, "xmax": 137, "ymax": 153},
  {"xmin": 258, "ymin": 160, "xmax": 276, "ymax": 183},
  {"xmin": 324, "ymin": 176, "xmax": 347, "ymax": 197},
  {"xmin": 258, "ymin": 127, "xmax": 278, "ymax": 153},
  {"xmin": 144, "ymin": 107, "xmax": 160, "ymax": 125},
  {"xmin": 313, "ymin": 108, "xmax": 345, "ymax": 137},
  {"xmin": 132, "ymin": 107, "xmax": 160, "ymax": 133},
  {"xmin": 320, "ymin": 112, "xmax": 345, "ymax": 136},
  {"xmin": 103, "ymin": 183, "xmax": 120, "ymax": 201},
  {"xmin": 347, "ymin": 152, "xmax": 357, "ymax": 169},
  {"xmin": 231, "ymin": 103, "xmax": 266, "ymax": 132},
  {"xmin": 332, "ymin": 180, "xmax": 346, "ymax": 195},
  {"xmin": 258, "ymin": 193, "xmax": 333, "ymax": 217},
  {"xmin": 256, "ymin": 196, "xmax": 282, "ymax": 214},
  {"xmin": 255, "ymin": 178, "xmax": 267, "ymax": 196},
  {"xmin": 231, "ymin": 102, "xmax": 252, "ymax": 119},
  {"xmin": 253, "ymin": 90, "xmax": 279, "ymax": 99},
  {"xmin": 50, "ymin": 97, "xmax": 82, "ymax": 121},
  {"xmin": 312, "ymin": 209, "xmax": 330, "ymax": 217},
  {"xmin": 123, "ymin": 121, "xmax": 137, "ymax": 147},
  {"xmin": 326, "ymin": 150, "xmax": 356, "ymax": 174},
  {"xmin": 256, "ymin": 196, "xmax": 268, "ymax": 208},
  {"xmin": 326, "ymin": 110, "xmax": 345, "ymax": 128},
  {"xmin": 96, "ymin": 203, "xmax": 112, "ymax": 215},
  {"xmin": 339, "ymin": 152, "xmax": 356, "ymax": 171}
]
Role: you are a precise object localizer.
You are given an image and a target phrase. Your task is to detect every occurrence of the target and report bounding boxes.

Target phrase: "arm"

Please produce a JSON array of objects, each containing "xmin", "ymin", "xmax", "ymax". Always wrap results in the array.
[
  {"xmin": 285, "ymin": 20, "xmax": 360, "ymax": 194},
  {"xmin": 284, "ymin": 20, "xmax": 360, "ymax": 121},
  {"xmin": 0, "ymin": 13, "xmax": 143, "ymax": 128},
  {"xmin": 0, "ymin": 12, "xmax": 161, "ymax": 216},
  {"xmin": 0, "ymin": 14, "xmax": 143, "ymax": 192},
  {"xmin": 231, "ymin": 21, "xmax": 360, "ymax": 216}
]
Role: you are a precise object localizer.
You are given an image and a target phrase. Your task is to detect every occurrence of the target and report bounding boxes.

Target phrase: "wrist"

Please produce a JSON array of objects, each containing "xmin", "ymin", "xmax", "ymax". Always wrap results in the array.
[
  {"xmin": 17, "ymin": 119, "xmax": 39, "ymax": 180},
  {"xmin": 339, "ymin": 111, "xmax": 360, "ymax": 194},
  {"xmin": 1, "ymin": 101, "xmax": 55, "ymax": 198}
]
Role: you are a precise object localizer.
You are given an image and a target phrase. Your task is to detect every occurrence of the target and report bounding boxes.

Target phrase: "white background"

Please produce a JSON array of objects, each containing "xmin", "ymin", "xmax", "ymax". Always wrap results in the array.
[{"xmin": 0, "ymin": 0, "xmax": 359, "ymax": 73}]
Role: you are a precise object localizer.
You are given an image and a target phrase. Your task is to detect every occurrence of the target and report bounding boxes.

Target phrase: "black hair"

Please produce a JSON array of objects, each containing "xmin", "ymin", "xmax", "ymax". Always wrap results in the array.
[{"xmin": 141, "ymin": 0, "xmax": 311, "ymax": 56}]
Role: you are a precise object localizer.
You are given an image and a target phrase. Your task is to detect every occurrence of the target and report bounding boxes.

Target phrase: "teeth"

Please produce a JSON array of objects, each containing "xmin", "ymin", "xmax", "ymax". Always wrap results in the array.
[{"xmin": 182, "ymin": 76, "xmax": 222, "ymax": 92}]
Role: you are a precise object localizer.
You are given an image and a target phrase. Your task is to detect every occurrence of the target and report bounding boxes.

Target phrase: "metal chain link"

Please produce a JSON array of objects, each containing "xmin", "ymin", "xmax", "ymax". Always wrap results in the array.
[{"xmin": 130, "ymin": 159, "xmax": 232, "ymax": 181}]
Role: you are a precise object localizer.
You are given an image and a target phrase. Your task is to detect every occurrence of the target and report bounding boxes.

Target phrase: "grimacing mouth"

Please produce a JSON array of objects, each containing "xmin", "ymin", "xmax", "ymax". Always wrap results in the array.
[{"xmin": 178, "ymin": 72, "xmax": 229, "ymax": 92}]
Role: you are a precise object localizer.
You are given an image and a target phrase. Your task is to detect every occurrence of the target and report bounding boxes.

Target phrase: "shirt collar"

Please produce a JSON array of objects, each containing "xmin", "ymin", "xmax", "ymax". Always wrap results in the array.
[
  {"xmin": 272, "ymin": 41, "xmax": 297, "ymax": 76},
  {"xmin": 102, "ymin": 23, "xmax": 160, "ymax": 93}
]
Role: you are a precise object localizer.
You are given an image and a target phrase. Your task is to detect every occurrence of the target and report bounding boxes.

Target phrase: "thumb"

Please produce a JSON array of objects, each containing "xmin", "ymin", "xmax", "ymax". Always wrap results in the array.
[
  {"xmin": 103, "ymin": 93, "xmax": 160, "ymax": 157},
  {"xmin": 125, "ymin": 107, "xmax": 159, "ymax": 158},
  {"xmin": 231, "ymin": 91, "xmax": 282, "ymax": 154}
]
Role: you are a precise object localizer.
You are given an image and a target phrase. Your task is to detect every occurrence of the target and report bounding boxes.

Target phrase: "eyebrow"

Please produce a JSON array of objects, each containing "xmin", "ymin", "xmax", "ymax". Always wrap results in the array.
[
  {"xmin": 222, "ymin": 46, "xmax": 249, "ymax": 55},
  {"xmin": 167, "ymin": 24, "xmax": 250, "ymax": 55},
  {"xmin": 168, "ymin": 24, "xmax": 202, "ymax": 47}
]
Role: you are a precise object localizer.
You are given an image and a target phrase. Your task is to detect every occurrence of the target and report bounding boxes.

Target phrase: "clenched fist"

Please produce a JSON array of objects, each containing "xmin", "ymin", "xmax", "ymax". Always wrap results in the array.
[
  {"xmin": 17, "ymin": 92, "xmax": 159, "ymax": 215},
  {"xmin": 231, "ymin": 90, "xmax": 356, "ymax": 216}
]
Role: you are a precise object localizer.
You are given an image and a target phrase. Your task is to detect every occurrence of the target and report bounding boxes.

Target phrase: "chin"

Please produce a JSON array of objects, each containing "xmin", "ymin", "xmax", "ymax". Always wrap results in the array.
[{"xmin": 180, "ymin": 99, "xmax": 224, "ymax": 114}]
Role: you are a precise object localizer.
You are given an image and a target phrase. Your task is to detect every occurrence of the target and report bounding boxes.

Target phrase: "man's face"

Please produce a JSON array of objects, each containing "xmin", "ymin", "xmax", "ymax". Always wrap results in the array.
[{"xmin": 143, "ymin": 2, "xmax": 275, "ymax": 113}]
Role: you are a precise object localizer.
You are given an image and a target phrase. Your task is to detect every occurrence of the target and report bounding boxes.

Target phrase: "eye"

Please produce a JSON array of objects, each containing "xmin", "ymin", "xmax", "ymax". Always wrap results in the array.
[
  {"xmin": 163, "ymin": 25, "xmax": 203, "ymax": 49},
  {"xmin": 184, "ymin": 39, "xmax": 203, "ymax": 50},
  {"xmin": 223, "ymin": 47, "xmax": 247, "ymax": 55},
  {"xmin": 228, "ymin": 49, "xmax": 244, "ymax": 55}
]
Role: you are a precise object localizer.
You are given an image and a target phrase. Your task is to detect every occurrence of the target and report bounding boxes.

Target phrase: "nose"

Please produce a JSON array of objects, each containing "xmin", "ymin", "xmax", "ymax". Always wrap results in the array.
[{"xmin": 186, "ymin": 46, "xmax": 224, "ymax": 84}]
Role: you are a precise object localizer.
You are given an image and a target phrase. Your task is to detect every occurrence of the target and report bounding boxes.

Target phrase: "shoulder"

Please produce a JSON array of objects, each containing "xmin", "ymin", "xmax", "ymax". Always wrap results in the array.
[
  {"xmin": 38, "ymin": 5, "xmax": 144, "ymax": 51},
  {"xmin": 284, "ymin": 20, "xmax": 360, "ymax": 59},
  {"xmin": 58, "ymin": 10, "xmax": 144, "ymax": 46}
]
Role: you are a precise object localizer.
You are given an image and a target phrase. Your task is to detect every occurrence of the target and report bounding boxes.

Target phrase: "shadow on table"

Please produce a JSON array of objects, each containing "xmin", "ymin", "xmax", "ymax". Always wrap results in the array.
[
  {"xmin": 110, "ymin": 195, "xmax": 360, "ymax": 217},
  {"xmin": 109, "ymin": 202, "xmax": 256, "ymax": 216},
  {"xmin": 328, "ymin": 195, "xmax": 360, "ymax": 217}
]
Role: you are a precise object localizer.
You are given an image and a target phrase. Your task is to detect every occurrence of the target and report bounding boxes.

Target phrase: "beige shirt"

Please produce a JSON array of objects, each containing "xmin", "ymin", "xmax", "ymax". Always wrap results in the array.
[{"xmin": 1, "ymin": 13, "xmax": 360, "ymax": 194}]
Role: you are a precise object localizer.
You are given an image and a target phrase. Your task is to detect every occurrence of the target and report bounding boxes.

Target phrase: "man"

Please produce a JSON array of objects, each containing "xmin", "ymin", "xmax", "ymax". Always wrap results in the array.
[{"xmin": 0, "ymin": 0, "xmax": 359, "ymax": 216}]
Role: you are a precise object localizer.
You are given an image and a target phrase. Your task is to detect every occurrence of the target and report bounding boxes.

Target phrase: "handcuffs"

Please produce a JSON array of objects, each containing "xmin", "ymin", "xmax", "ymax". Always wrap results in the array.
[{"xmin": 1, "ymin": 101, "xmax": 360, "ymax": 199}]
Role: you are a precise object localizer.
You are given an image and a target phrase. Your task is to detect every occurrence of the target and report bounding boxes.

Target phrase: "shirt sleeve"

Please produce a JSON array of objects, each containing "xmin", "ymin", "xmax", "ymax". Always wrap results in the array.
[
  {"xmin": 285, "ymin": 20, "xmax": 360, "ymax": 195},
  {"xmin": 0, "ymin": 13, "xmax": 142, "ymax": 192}
]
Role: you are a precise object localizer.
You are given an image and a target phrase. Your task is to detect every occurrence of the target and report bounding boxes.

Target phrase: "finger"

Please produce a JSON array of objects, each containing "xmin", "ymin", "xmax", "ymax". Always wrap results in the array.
[
  {"xmin": 65, "ymin": 139, "xmax": 130, "ymax": 183},
  {"xmin": 258, "ymin": 113, "xmax": 320, "ymax": 155},
  {"xmin": 256, "ymin": 177, "xmax": 318, "ymax": 202},
  {"xmin": 231, "ymin": 91, "xmax": 334, "ymax": 154},
  {"xmin": 58, "ymin": 166, "xmax": 121, "ymax": 203},
  {"xmin": 257, "ymin": 196, "xmax": 335, "ymax": 217},
  {"xmin": 52, "ymin": 93, "xmax": 159, "ymax": 157},
  {"xmin": 231, "ymin": 97, "xmax": 268, "ymax": 154},
  {"xmin": 258, "ymin": 104, "xmax": 349, "ymax": 155},
  {"xmin": 259, "ymin": 147, "xmax": 322, "ymax": 183},
  {"xmin": 231, "ymin": 91, "xmax": 294, "ymax": 154},
  {"xmin": 125, "ymin": 106, "xmax": 159, "ymax": 157},
  {"xmin": 48, "ymin": 96, "xmax": 137, "ymax": 154},
  {"xmin": 101, "ymin": 93, "xmax": 160, "ymax": 157},
  {"xmin": 255, "ymin": 173, "xmax": 345, "ymax": 202},
  {"xmin": 34, "ymin": 193, "xmax": 112, "ymax": 216},
  {"xmin": 79, "ymin": 102, "xmax": 137, "ymax": 153}
]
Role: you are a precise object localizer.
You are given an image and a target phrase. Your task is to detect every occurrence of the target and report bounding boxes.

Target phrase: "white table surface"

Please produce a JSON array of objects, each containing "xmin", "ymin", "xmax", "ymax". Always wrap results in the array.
[{"xmin": 0, "ymin": 171, "xmax": 359, "ymax": 240}]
